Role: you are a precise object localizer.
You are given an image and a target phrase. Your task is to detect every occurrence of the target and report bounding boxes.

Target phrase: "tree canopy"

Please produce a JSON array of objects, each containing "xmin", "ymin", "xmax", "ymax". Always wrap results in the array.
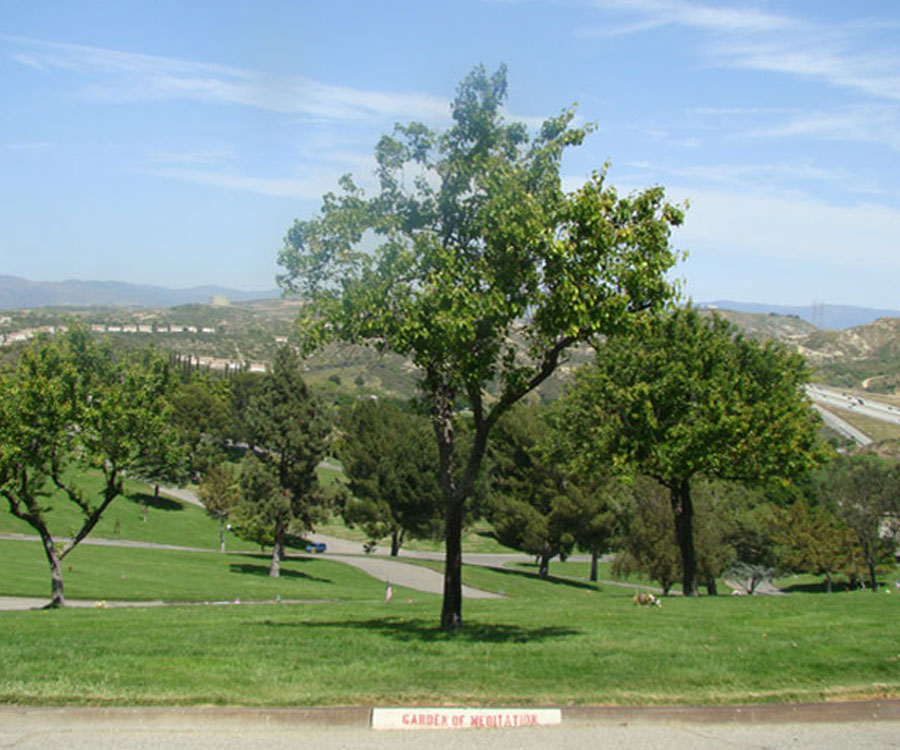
[
  {"xmin": 0, "ymin": 326, "xmax": 179, "ymax": 606},
  {"xmin": 337, "ymin": 399, "xmax": 441, "ymax": 556},
  {"xmin": 233, "ymin": 345, "xmax": 330, "ymax": 576},
  {"xmin": 553, "ymin": 306, "xmax": 825, "ymax": 596},
  {"xmin": 814, "ymin": 453, "xmax": 900, "ymax": 590},
  {"xmin": 278, "ymin": 65, "xmax": 685, "ymax": 629}
]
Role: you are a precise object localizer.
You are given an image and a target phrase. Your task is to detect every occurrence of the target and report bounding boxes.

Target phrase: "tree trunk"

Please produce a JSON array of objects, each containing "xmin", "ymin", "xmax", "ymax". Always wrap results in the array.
[
  {"xmin": 269, "ymin": 520, "xmax": 285, "ymax": 577},
  {"xmin": 670, "ymin": 479, "xmax": 699, "ymax": 597},
  {"xmin": 590, "ymin": 550, "xmax": 599, "ymax": 582},
  {"xmin": 219, "ymin": 517, "xmax": 226, "ymax": 553},
  {"xmin": 825, "ymin": 570, "xmax": 833, "ymax": 593},
  {"xmin": 390, "ymin": 528, "xmax": 400, "ymax": 557},
  {"xmin": 867, "ymin": 557, "xmax": 878, "ymax": 592},
  {"xmin": 432, "ymin": 383, "xmax": 464, "ymax": 631},
  {"xmin": 441, "ymin": 492, "xmax": 464, "ymax": 630},
  {"xmin": 706, "ymin": 578, "xmax": 718, "ymax": 596},
  {"xmin": 38, "ymin": 531, "xmax": 65, "ymax": 608},
  {"xmin": 269, "ymin": 545, "xmax": 281, "ymax": 577},
  {"xmin": 538, "ymin": 552, "xmax": 550, "ymax": 580}
]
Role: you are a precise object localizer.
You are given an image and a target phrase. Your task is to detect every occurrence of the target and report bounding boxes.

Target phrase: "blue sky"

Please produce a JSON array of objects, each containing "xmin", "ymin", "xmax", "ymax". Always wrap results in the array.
[{"xmin": 1, "ymin": 1, "xmax": 899, "ymax": 308}]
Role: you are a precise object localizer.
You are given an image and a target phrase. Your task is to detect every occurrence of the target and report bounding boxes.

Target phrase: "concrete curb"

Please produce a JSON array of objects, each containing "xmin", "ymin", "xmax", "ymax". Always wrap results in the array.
[
  {"xmin": 3, "ymin": 700, "xmax": 898, "ymax": 728},
  {"xmin": 563, "ymin": 699, "xmax": 900, "ymax": 725}
]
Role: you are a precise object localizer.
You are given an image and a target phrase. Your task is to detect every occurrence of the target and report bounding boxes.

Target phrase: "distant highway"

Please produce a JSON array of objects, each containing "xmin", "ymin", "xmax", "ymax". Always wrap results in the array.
[{"xmin": 806, "ymin": 384, "xmax": 900, "ymax": 446}]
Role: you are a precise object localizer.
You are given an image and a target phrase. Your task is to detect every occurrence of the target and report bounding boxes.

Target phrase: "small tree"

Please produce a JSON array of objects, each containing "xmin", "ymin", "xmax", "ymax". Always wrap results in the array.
[
  {"xmin": 773, "ymin": 500, "xmax": 856, "ymax": 592},
  {"xmin": 232, "ymin": 453, "xmax": 286, "ymax": 563},
  {"xmin": 815, "ymin": 454, "xmax": 900, "ymax": 591},
  {"xmin": 338, "ymin": 400, "xmax": 441, "ymax": 556},
  {"xmin": 278, "ymin": 65, "xmax": 684, "ymax": 629},
  {"xmin": 612, "ymin": 477, "xmax": 681, "ymax": 595},
  {"xmin": 240, "ymin": 345, "xmax": 330, "ymax": 576},
  {"xmin": 170, "ymin": 376, "xmax": 231, "ymax": 479},
  {"xmin": 553, "ymin": 307, "xmax": 824, "ymax": 596},
  {"xmin": 198, "ymin": 462, "xmax": 240, "ymax": 552},
  {"xmin": 0, "ymin": 327, "xmax": 178, "ymax": 607},
  {"xmin": 552, "ymin": 478, "xmax": 619, "ymax": 582},
  {"xmin": 485, "ymin": 406, "xmax": 602, "ymax": 579}
]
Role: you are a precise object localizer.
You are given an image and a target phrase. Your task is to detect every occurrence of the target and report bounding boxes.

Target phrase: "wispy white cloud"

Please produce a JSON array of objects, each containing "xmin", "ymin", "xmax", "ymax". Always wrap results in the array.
[
  {"xmin": 625, "ymin": 159, "xmax": 853, "ymax": 188},
  {"xmin": 4, "ymin": 141, "xmax": 54, "ymax": 152},
  {"xmin": 144, "ymin": 147, "xmax": 236, "ymax": 167},
  {"xmin": 579, "ymin": 1, "xmax": 900, "ymax": 105},
  {"xmin": 583, "ymin": 0, "xmax": 793, "ymax": 35},
  {"xmin": 1, "ymin": 35, "xmax": 450, "ymax": 121},
  {"xmin": 712, "ymin": 38, "xmax": 900, "ymax": 102},
  {"xmin": 138, "ymin": 167, "xmax": 347, "ymax": 199},
  {"xmin": 139, "ymin": 150, "xmax": 380, "ymax": 198},
  {"xmin": 740, "ymin": 106, "xmax": 900, "ymax": 153},
  {"xmin": 670, "ymin": 186, "xmax": 900, "ymax": 270}
]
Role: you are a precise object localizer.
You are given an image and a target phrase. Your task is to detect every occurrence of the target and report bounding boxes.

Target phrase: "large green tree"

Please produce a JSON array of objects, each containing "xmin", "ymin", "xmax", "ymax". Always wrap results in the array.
[
  {"xmin": 277, "ymin": 65, "xmax": 684, "ymax": 629},
  {"xmin": 553, "ymin": 307, "xmax": 823, "ymax": 596},
  {"xmin": 238, "ymin": 345, "xmax": 330, "ymax": 576},
  {"xmin": 0, "ymin": 327, "xmax": 179, "ymax": 607},
  {"xmin": 338, "ymin": 400, "xmax": 441, "ymax": 556}
]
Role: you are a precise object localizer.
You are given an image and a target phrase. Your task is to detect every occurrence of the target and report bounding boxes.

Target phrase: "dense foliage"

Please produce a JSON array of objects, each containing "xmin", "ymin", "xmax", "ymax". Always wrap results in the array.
[
  {"xmin": 0, "ymin": 326, "xmax": 179, "ymax": 605},
  {"xmin": 278, "ymin": 65, "xmax": 684, "ymax": 628}
]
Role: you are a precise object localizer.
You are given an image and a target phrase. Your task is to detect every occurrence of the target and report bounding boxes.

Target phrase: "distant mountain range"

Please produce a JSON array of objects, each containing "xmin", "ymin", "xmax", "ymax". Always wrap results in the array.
[
  {"xmin": 1, "ymin": 277, "xmax": 897, "ymax": 330},
  {"xmin": 698, "ymin": 300, "xmax": 900, "ymax": 330},
  {"xmin": 0, "ymin": 275, "xmax": 280, "ymax": 309}
]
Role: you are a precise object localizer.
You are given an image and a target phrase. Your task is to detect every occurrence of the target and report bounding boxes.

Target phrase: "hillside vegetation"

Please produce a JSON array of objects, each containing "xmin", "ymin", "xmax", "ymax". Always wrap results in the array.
[{"xmin": 3, "ymin": 301, "xmax": 900, "ymax": 397}]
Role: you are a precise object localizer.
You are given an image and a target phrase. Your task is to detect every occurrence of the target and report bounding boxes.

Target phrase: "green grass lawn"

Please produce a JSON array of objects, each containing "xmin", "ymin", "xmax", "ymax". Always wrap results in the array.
[
  {"xmin": 0, "ymin": 462, "xmax": 351, "ymax": 553},
  {"xmin": 2, "ymin": 553, "xmax": 898, "ymax": 707},
  {"xmin": 313, "ymin": 516, "xmax": 520, "ymax": 555},
  {"xmin": 3, "ymin": 473, "xmax": 900, "ymax": 708},
  {"xmin": 0, "ymin": 470, "xmax": 259, "ymax": 552},
  {"xmin": 0, "ymin": 541, "xmax": 385, "ymax": 603}
]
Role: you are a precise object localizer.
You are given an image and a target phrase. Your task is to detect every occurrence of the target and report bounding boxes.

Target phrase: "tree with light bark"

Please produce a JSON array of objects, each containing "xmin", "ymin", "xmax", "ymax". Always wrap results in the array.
[
  {"xmin": 0, "ymin": 326, "xmax": 178, "ymax": 607},
  {"xmin": 198, "ymin": 461, "xmax": 240, "ymax": 553}
]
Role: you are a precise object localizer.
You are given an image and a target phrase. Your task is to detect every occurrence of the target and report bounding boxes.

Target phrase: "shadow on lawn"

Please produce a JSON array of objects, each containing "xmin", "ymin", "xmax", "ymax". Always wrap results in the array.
[
  {"xmin": 230, "ymin": 556, "xmax": 332, "ymax": 583},
  {"xmin": 485, "ymin": 564, "xmax": 601, "ymax": 592},
  {"xmin": 779, "ymin": 580, "xmax": 889, "ymax": 594},
  {"xmin": 262, "ymin": 617, "xmax": 581, "ymax": 643},
  {"xmin": 127, "ymin": 492, "xmax": 182, "ymax": 512}
]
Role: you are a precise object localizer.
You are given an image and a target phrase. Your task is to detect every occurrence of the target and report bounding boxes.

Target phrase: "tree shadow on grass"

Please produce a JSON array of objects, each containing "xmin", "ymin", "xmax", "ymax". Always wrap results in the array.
[
  {"xmin": 258, "ymin": 616, "xmax": 581, "ymax": 643},
  {"xmin": 229, "ymin": 559, "xmax": 332, "ymax": 584},
  {"xmin": 483, "ymin": 564, "xmax": 602, "ymax": 592},
  {"xmin": 126, "ymin": 491, "xmax": 183, "ymax": 512},
  {"xmin": 779, "ymin": 579, "xmax": 889, "ymax": 594}
]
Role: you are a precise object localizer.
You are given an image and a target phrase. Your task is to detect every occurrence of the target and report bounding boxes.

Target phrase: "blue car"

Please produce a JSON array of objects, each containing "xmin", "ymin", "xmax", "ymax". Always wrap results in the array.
[{"xmin": 305, "ymin": 542, "xmax": 327, "ymax": 553}]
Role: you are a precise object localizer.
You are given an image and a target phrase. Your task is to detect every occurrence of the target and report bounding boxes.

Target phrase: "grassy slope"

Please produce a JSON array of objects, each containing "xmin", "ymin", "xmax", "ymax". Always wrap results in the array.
[
  {"xmin": 0, "ymin": 542, "xmax": 380, "ymax": 602},
  {"xmin": 3, "ymin": 464, "xmax": 899, "ymax": 707},
  {"xmin": 0, "ymin": 471, "xmax": 259, "ymax": 552},
  {"xmin": 1, "ymin": 556, "xmax": 898, "ymax": 706}
]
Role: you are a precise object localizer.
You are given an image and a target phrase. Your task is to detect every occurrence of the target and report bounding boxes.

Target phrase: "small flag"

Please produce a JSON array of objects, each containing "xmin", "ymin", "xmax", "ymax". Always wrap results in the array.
[{"xmin": 385, "ymin": 581, "xmax": 393, "ymax": 603}]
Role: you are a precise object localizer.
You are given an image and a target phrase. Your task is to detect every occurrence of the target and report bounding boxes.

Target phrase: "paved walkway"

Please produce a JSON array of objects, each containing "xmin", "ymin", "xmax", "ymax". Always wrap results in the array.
[{"xmin": 1, "ymin": 703, "xmax": 898, "ymax": 750}]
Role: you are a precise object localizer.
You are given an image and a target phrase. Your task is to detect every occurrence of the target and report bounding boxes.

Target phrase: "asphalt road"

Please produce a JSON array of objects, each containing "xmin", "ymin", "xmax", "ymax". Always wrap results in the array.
[
  {"xmin": 807, "ymin": 385, "xmax": 900, "ymax": 425},
  {"xmin": 806, "ymin": 384, "xmax": 900, "ymax": 446}
]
